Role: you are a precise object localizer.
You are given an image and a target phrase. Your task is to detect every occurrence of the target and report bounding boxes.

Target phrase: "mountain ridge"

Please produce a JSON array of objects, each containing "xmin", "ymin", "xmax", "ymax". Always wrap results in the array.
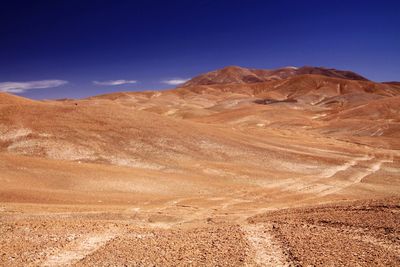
[{"xmin": 181, "ymin": 65, "xmax": 368, "ymax": 87}]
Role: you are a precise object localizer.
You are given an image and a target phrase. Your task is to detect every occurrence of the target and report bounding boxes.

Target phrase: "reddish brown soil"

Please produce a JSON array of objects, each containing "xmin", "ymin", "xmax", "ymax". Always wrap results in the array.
[{"xmin": 1, "ymin": 67, "xmax": 399, "ymax": 266}]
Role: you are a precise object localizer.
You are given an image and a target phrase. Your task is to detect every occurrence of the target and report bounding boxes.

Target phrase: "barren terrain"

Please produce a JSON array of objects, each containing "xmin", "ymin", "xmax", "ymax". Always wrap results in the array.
[{"xmin": 1, "ymin": 66, "xmax": 399, "ymax": 266}]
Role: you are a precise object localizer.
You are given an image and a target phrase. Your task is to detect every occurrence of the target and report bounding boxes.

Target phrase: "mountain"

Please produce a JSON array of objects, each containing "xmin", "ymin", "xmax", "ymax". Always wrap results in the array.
[
  {"xmin": 2, "ymin": 66, "xmax": 398, "ymax": 168},
  {"xmin": 181, "ymin": 65, "xmax": 368, "ymax": 87},
  {"xmin": 1, "ymin": 66, "xmax": 399, "ymax": 266}
]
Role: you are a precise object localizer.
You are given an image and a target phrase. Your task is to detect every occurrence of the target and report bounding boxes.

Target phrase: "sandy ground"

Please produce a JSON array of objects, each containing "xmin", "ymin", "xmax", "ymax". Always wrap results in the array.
[{"xmin": 1, "ymin": 142, "xmax": 399, "ymax": 266}]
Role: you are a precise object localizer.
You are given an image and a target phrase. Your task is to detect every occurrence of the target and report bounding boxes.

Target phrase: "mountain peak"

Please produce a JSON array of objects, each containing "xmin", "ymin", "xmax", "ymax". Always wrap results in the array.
[{"xmin": 180, "ymin": 65, "xmax": 368, "ymax": 87}]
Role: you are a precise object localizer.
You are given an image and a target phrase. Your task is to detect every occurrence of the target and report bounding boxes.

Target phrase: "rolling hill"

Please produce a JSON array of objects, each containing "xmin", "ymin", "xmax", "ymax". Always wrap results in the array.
[{"xmin": 1, "ymin": 66, "xmax": 399, "ymax": 266}]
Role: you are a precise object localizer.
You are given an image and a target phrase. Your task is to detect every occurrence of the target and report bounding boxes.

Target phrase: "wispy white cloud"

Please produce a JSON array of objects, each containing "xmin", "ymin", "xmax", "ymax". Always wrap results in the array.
[
  {"xmin": 93, "ymin": 80, "xmax": 137, "ymax": 86},
  {"xmin": 161, "ymin": 78, "xmax": 190, "ymax": 85},
  {"xmin": 0, "ymin": 80, "xmax": 68, "ymax": 93}
]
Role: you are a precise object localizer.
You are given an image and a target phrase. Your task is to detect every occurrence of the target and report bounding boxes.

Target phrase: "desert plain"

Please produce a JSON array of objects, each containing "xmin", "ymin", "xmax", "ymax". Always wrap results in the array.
[{"xmin": 0, "ymin": 66, "xmax": 399, "ymax": 266}]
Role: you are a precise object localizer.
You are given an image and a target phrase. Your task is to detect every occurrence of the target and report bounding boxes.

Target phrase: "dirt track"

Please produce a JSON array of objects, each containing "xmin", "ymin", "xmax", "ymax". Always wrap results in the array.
[{"xmin": 1, "ymin": 196, "xmax": 399, "ymax": 266}]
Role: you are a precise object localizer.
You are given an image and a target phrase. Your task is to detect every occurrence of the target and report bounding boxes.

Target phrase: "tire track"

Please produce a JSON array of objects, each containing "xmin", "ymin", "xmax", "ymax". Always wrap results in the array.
[
  {"xmin": 320, "ymin": 155, "xmax": 373, "ymax": 178},
  {"xmin": 265, "ymin": 154, "xmax": 393, "ymax": 197},
  {"xmin": 242, "ymin": 224, "xmax": 291, "ymax": 267},
  {"xmin": 317, "ymin": 158, "xmax": 393, "ymax": 196},
  {"xmin": 41, "ymin": 229, "xmax": 118, "ymax": 266}
]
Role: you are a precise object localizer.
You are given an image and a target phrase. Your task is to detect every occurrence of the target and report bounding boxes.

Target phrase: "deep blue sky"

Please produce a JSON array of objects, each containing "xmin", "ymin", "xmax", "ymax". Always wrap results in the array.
[{"xmin": 1, "ymin": 0, "xmax": 399, "ymax": 99}]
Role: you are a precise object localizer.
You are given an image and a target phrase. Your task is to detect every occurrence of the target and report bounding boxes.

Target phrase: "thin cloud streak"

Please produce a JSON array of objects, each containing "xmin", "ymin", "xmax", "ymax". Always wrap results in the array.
[
  {"xmin": 0, "ymin": 80, "xmax": 68, "ymax": 93},
  {"xmin": 162, "ymin": 79, "xmax": 189, "ymax": 85},
  {"xmin": 93, "ymin": 80, "xmax": 137, "ymax": 86}
]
